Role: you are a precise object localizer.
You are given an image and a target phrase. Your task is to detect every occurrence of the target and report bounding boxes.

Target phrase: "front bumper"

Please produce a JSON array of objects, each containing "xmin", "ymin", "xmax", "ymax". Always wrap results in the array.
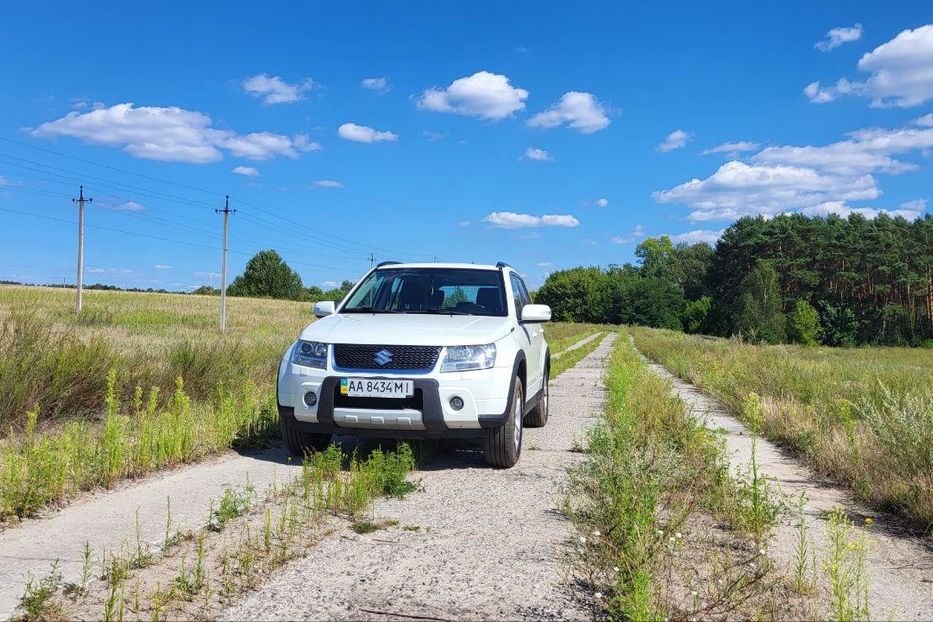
[{"xmin": 277, "ymin": 359, "xmax": 512, "ymax": 439}]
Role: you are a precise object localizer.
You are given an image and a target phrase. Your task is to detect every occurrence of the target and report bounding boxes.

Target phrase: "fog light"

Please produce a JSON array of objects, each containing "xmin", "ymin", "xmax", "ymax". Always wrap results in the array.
[
  {"xmin": 449, "ymin": 396, "xmax": 464, "ymax": 411},
  {"xmin": 303, "ymin": 391, "xmax": 318, "ymax": 407}
]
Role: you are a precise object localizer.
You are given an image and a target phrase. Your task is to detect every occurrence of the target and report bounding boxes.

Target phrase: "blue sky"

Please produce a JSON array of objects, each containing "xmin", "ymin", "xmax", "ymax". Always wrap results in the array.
[{"xmin": 0, "ymin": 1, "xmax": 931, "ymax": 291}]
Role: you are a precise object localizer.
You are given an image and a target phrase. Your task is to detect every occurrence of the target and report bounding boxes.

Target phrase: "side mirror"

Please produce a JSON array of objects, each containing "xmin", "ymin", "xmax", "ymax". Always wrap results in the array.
[
  {"xmin": 313, "ymin": 301, "xmax": 336, "ymax": 318},
  {"xmin": 520, "ymin": 304, "xmax": 551, "ymax": 323}
]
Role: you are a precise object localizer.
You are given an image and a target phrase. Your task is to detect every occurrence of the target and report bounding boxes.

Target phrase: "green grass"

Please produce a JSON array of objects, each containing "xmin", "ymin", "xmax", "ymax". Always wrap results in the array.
[{"xmin": 630, "ymin": 327, "xmax": 933, "ymax": 525}]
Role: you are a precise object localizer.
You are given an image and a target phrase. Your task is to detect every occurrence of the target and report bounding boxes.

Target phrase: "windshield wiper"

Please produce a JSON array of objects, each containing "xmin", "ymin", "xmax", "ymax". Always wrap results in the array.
[
  {"xmin": 341, "ymin": 307, "xmax": 400, "ymax": 314},
  {"xmin": 406, "ymin": 309, "xmax": 473, "ymax": 315}
]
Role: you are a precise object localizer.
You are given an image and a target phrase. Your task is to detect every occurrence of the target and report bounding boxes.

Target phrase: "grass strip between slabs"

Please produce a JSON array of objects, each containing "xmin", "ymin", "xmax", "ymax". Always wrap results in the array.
[{"xmin": 565, "ymin": 333, "xmax": 818, "ymax": 620}]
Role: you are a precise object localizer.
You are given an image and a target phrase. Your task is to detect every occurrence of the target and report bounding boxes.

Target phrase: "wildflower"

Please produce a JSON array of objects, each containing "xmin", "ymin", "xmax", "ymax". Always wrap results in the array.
[
  {"xmin": 675, "ymin": 532, "xmax": 683, "ymax": 539},
  {"xmin": 613, "ymin": 566, "xmax": 619, "ymax": 573},
  {"xmin": 594, "ymin": 592, "xmax": 603, "ymax": 599},
  {"xmin": 579, "ymin": 536, "xmax": 587, "ymax": 544},
  {"xmin": 593, "ymin": 530, "xmax": 601, "ymax": 537},
  {"xmin": 864, "ymin": 517, "xmax": 874, "ymax": 526},
  {"xmin": 656, "ymin": 529, "xmax": 663, "ymax": 536}
]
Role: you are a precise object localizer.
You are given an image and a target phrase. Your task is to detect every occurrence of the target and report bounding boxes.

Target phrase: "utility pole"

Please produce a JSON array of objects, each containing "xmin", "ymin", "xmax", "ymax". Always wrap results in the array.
[
  {"xmin": 72, "ymin": 185, "xmax": 92, "ymax": 314},
  {"xmin": 216, "ymin": 195, "xmax": 235, "ymax": 332},
  {"xmin": 369, "ymin": 252, "xmax": 375, "ymax": 268}
]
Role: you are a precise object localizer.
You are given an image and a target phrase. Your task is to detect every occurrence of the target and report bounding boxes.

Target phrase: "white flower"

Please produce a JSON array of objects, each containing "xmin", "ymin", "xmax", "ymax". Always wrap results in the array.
[
  {"xmin": 594, "ymin": 592, "xmax": 603, "ymax": 599},
  {"xmin": 593, "ymin": 530, "xmax": 601, "ymax": 537},
  {"xmin": 579, "ymin": 536, "xmax": 587, "ymax": 544},
  {"xmin": 656, "ymin": 529, "xmax": 663, "ymax": 536},
  {"xmin": 675, "ymin": 532, "xmax": 683, "ymax": 539},
  {"xmin": 613, "ymin": 566, "xmax": 620, "ymax": 573}
]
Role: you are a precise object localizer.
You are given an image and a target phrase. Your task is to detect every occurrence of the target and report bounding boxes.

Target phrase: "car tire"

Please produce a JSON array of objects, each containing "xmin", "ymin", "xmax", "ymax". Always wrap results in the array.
[
  {"xmin": 280, "ymin": 413, "xmax": 332, "ymax": 457},
  {"xmin": 524, "ymin": 367, "xmax": 549, "ymax": 428},
  {"xmin": 483, "ymin": 376, "xmax": 523, "ymax": 468}
]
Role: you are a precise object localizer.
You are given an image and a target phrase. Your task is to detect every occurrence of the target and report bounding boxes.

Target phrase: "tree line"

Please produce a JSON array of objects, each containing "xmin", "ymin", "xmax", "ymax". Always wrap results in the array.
[
  {"xmin": 217, "ymin": 249, "xmax": 354, "ymax": 302},
  {"xmin": 536, "ymin": 213, "xmax": 933, "ymax": 347}
]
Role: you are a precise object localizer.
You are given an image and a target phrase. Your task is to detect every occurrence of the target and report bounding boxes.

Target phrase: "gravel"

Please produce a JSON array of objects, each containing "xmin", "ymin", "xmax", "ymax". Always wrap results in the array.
[{"xmin": 221, "ymin": 333, "xmax": 617, "ymax": 621}]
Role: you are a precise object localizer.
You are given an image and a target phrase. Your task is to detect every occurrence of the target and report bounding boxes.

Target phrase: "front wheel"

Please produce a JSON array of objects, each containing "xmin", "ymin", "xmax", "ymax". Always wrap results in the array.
[
  {"xmin": 483, "ymin": 376, "xmax": 523, "ymax": 468},
  {"xmin": 280, "ymin": 414, "xmax": 332, "ymax": 457}
]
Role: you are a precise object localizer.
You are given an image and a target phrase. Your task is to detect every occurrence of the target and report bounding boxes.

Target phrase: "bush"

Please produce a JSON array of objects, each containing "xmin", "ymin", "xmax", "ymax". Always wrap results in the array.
[{"xmin": 787, "ymin": 300, "xmax": 821, "ymax": 346}]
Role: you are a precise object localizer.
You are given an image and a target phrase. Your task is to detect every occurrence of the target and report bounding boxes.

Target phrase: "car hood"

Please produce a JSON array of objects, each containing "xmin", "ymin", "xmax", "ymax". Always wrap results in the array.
[{"xmin": 298, "ymin": 313, "xmax": 513, "ymax": 346}]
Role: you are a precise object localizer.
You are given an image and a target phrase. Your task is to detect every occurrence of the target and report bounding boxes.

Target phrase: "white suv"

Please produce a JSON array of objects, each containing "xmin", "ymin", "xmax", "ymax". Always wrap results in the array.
[{"xmin": 277, "ymin": 262, "xmax": 551, "ymax": 467}]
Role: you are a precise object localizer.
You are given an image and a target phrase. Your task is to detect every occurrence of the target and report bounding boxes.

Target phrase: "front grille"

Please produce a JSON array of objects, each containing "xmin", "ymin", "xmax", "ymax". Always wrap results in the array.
[
  {"xmin": 333, "ymin": 387, "xmax": 424, "ymax": 411},
  {"xmin": 333, "ymin": 344, "xmax": 442, "ymax": 371}
]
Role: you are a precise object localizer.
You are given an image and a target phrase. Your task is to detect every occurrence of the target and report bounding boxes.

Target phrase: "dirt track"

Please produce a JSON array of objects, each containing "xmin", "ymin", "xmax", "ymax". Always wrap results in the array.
[
  {"xmin": 220, "ymin": 333, "xmax": 617, "ymax": 621},
  {"xmin": 640, "ymin": 345, "xmax": 933, "ymax": 621}
]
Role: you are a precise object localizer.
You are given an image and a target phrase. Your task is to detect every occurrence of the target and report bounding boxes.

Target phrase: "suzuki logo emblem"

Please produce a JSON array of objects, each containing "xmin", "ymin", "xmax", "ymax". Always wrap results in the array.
[{"xmin": 374, "ymin": 349, "xmax": 393, "ymax": 366}]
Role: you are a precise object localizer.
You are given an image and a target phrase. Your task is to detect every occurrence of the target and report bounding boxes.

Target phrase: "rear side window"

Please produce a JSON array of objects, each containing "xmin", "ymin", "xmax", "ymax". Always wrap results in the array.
[{"xmin": 509, "ymin": 273, "xmax": 531, "ymax": 317}]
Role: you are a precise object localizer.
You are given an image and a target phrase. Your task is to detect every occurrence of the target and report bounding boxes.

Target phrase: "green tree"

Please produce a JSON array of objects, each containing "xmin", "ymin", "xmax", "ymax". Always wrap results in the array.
[
  {"xmin": 786, "ymin": 299, "xmax": 820, "ymax": 346},
  {"xmin": 322, "ymin": 280, "xmax": 355, "ymax": 302},
  {"xmin": 734, "ymin": 262, "xmax": 785, "ymax": 344},
  {"xmin": 635, "ymin": 236, "xmax": 676, "ymax": 281},
  {"xmin": 227, "ymin": 250, "xmax": 303, "ymax": 300}
]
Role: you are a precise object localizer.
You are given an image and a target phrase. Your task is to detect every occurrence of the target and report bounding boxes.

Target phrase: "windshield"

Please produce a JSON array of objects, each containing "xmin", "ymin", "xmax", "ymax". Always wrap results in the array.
[{"xmin": 341, "ymin": 268, "xmax": 507, "ymax": 316}]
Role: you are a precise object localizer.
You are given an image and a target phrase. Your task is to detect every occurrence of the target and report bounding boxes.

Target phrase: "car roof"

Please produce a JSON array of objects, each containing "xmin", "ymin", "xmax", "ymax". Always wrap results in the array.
[{"xmin": 374, "ymin": 262, "xmax": 505, "ymax": 271}]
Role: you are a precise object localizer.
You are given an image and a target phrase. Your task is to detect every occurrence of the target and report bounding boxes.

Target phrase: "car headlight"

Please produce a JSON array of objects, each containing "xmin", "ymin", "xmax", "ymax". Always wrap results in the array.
[
  {"xmin": 441, "ymin": 343, "xmax": 496, "ymax": 372},
  {"xmin": 290, "ymin": 340, "xmax": 328, "ymax": 369}
]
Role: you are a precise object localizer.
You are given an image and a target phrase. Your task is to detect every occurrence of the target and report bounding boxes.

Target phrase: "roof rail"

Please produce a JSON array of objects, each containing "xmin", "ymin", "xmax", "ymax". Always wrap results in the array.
[
  {"xmin": 495, "ymin": 261, "xmax": 512, "ymax": 269},
  {"xmin": 376, "ymin": 261, "xmax": 401, "ymax": 268}
]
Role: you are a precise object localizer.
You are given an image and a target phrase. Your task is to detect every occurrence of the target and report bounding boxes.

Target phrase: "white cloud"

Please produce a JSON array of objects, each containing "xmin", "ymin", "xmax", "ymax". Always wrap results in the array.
[
  {"xmin": 815, "ymin": 24, "xmax": 863, "ymax": 52},
  {"xmin": 653, "ymin": 160, "xmax": 879, "ymax": 221},
  {"xmin": 752, "ymin": 125, "xmax": 933, "ymax": 176},
  {"xmin": 154, "ymin": 264, "xmax": 172, "ymax": 270},
  {"xmin": 802, "ymin": 199, "xmax": 926, "ymax": 220},
  {"xmin": 536, "ymin": 262, "xmax": 554, "ymax": 268},
  {"xmin": 313, "ymin": 179, "xmax": 344, "ymax": 188},
  {"xmin": 701, "ymin": 141, "xmax": 760, "ymax": 156},
  {"xmin": 423, "ymin": 130, "xmax": 447, "ymax": 141},
  {"xmin": 669, "ymin": 229, "xmax": 724, "ymax": 245},
  {"xmin": 527, "ymin": 91, "xmax": 610, "ymax": 133},
  {"xmin": 361, "ymin": 77, "xmax": 391, "ymax": 93},
  {"xmin": 232, "ymin": 166, "xmax": 260, "ymax": 177},
  {"xmin": 611, "ymin": 224, "xmax": 646, "ymax": 244},
  {"xmin": 242, "ymin": 73, "xmax": 314, "ymax": 105},
  {"xmin": 805, "ymin": 24, "xmax": 933, "ymax": 107},
  {"xmin": 322, "ymin": 280, "xmax": 340, "ymax": 288},
  {"xmin": 522, "ymin": 147, "xmax": 552, "ymax": 161},
  {"xmin": 30, "ymin": 103, "xmax": 319, "ymax": 163},
  {"xmin": 418, "ymin": 71, "xmax": 528, "ymax": 120},
  {"xmin": 594, "ymin": 197, "xmax": 609, "ymax": 208},
  {"xmin": 657, "ymin": 129, "xmax": 692, "ymax": 153},
  {"xmin": 222, "ymin": 132, "xmax": 320, "ymax": 160},
  {"xmin": 483, "ymin": 211, "xmax": 580, "ymax": 229},
  {"xmin": 458, "ymin": 220, "xmax": 472, "ymax": 227},
  {"xmin": 107, "ymin": 200, "xmax": 145, "ymax": 212},
  {"xmin": 914, "ymin": 113, "xmax": 933, "ymax": 127},
  {"xmin": 338, "ymin": 122, "xmax": 398, "ymax": 143},
  {"xmin": 87, "ymin": 267, "xmax": 132, "ymax": 274},
  {"xmin": 0, "ymin": 176, "xmax": 8, "ymax": 187}
]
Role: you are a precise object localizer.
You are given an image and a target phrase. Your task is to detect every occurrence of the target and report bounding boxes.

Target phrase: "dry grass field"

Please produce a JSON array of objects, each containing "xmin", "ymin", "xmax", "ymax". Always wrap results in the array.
[{"xmin": 630, "ymin": 327, "xmax": 933, "ymax": 525}]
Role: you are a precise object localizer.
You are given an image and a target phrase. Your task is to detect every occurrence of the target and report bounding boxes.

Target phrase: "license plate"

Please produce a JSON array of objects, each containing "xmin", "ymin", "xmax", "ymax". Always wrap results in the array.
[{"xmin": 340, "ymin": 378, "xmax": 414, "ymax": 398}]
